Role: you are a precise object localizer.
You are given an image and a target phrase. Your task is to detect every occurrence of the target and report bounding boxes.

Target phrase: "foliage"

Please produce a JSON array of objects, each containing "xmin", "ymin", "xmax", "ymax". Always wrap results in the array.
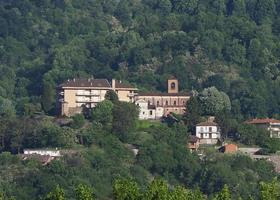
[
  {"xmin": 105, "ymin": 90, "xmax": 119, "ymax": 103},
  {"xmin": 260, "ymin": 179, "xmax": 280, "ymax": 200},
  {"xmin": 113, "ymin": 178, "xmax": 141, "ymax": 200},
  {"xmin": 199, "ymin": 87, "xmax": 231, "ymax": 116},
  {"xmin": 91, "ymin": 100, "xmax": 114, "ymax": 129},
  {"xmin": 212, "ymin": 185, "xmax": 231, "ymax": 200},
  {"xmin": 44, "ymin": 185, "xmax": 65, "ymax": 200},
  {"xmin": 75, "ymin": 184, "xmax": 94, "ymax": 200},
  {"xmin": 112, "ymin": 102, "xmax": 139, "ymax": 141},
  {"xmin": 71, "ymin": 114, "xmax": 85, "ymax": 129}
]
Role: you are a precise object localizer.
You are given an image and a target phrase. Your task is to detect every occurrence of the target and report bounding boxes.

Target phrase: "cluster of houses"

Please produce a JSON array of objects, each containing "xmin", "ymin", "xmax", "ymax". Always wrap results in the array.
[{"xmin": 57, "ymin": 76, "xmax": 280, "ymax": 150}]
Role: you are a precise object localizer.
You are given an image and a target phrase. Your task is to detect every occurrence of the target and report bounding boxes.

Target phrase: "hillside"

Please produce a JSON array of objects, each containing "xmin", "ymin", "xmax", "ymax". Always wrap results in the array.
[
  {"xmin": 1, "ymin": 1, "xmax": 280, "ymax": 199},
  {"xmin": 0, "ymin": 0, "xmax": 280, "ymax": 119}
]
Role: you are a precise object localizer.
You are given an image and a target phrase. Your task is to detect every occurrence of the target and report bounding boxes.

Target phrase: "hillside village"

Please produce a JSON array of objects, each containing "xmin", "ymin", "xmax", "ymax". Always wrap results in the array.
[{"xmin": 16, "ymin": 76, "xmax": 275, "ymax": 173}]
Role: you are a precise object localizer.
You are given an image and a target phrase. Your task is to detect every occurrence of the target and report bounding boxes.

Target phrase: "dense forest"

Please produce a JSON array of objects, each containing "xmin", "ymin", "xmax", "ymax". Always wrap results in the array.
[
  {"xmin": 1, "ymin": 0, "xmax": 280, "ymax": 199},
  {"xmin": 0, "ymin": 0, "xmax": 280, "ymax": 118}
]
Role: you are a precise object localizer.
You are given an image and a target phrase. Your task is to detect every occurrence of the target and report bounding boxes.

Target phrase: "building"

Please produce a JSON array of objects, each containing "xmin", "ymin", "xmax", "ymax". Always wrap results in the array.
[
  {"xmin": 245, "ymin": 118, "xmax": 280, "ymax": 138},
  {"xmin": 23, "ymin": 149, "xmax": 62, "ymax": 157},
  {"xmin": 58, "ymin": 78, "xmax": 138, "ymax": 116},
  {"xmin": 135, "ymin": 99, "xmax": 164, "ymax": 120},
  {"xmin": 219, "ymin": 143, "xmax": 238, "ymax": 153},
  {"xmin": 135, "ymin": 78, "xmax": 190, "ymax": 116},
  {"xmin": 195, "ymin": 121, "xmax": 221, "ymax": 144},
  {"xmin": 188, "ymin": 135, "xmax": 200, "ymax": 152}
]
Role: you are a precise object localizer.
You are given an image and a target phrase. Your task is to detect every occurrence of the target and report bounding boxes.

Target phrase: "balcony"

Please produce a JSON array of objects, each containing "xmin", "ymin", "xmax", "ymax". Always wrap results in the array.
[{"xmin": 76, "ymin": 92, "xmax": 101, "ymax": 96}]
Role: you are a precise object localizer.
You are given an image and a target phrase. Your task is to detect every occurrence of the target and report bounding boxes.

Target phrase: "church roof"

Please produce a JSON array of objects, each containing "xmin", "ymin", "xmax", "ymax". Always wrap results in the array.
[{"xmin": 138, "ymin": 92, "xmax": 190, "ymax": 97}]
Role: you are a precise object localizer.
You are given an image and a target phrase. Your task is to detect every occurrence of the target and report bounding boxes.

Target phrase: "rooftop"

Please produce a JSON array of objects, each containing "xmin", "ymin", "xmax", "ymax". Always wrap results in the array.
[
  {"xmin": 196, "ymin": 121, "xmax": 218, "ymax": 126},
  {"xmin": 138, "ymin": 92, "xmax": 190, "ymax": 97},
  {"xmin": 245, "ymin": 118, "xmax": 280, "ymax": 124},
  {"xmin": 60, "ymin": 78, "xmax": 111, "ymax": 88}
]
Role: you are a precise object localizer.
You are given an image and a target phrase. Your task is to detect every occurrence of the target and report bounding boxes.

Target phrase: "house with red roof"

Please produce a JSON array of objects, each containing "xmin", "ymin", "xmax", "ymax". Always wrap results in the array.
[{"xmin": 246, "ymin": 118, "xmax": 280, "ymax": 138}]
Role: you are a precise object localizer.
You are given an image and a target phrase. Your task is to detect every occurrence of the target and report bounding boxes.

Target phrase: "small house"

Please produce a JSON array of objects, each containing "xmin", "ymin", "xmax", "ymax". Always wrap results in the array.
[
  {"xmin": 245, "ymin": 118, "xmax": 280, "ymax": 138},
  {"xmin": 219, "ymin": 143, "xmax": 238, "ymax": 153},
  {"xmin": 195, "ymin": 121, "xmax": 221, "ymax": 144}
]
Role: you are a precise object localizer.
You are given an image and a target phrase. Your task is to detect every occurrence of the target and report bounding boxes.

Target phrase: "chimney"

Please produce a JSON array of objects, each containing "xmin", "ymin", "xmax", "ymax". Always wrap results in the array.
[
  {"xmin": 208, "ymin": 116, "xmax": 215, "ymax": 122},
  {"xmin": 112, "ymin": 79, "xmax": 116, "ymax": 90}
]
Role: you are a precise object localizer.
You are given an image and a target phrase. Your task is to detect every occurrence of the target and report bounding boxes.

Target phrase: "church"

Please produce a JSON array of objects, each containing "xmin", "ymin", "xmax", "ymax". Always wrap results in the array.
[{"xmin": 135, "ymin": 77, "xmax": 190, "ymax": 119}]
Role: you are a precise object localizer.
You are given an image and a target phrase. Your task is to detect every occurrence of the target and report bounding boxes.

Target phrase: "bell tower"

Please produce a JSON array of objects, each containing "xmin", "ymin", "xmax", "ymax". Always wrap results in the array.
[{"xmin": 168, "ymin": 78, "xmax": 179, "ymax": 94}]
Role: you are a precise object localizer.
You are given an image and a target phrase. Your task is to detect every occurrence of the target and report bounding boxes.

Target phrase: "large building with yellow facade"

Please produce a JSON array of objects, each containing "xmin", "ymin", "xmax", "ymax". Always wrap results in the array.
[{"xmin": 58, "ymin": 78, "xmax": 138, "ymax": 116}]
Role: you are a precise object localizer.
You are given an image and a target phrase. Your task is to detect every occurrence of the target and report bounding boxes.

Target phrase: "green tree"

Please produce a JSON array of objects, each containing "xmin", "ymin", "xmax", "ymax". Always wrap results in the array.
[
  {"xmin": 183, "ymin": 96, "xmax": 201, "ymax": 132},
  {"xmin": 144, "ymin": 179, "xmax": 169, "ymax": 200},
  {"xmin": 71, "ymin": 114, "xmax": 85, "ymax": 129},
  {"xmin": 41, "ymin": 81, "xmax": 56, "ymax": 113},
  {"xmin": 112, "ymin": 102, "xmax": 139, "ymax": 141},
  {"xmin": 260, "ymin": 179, "xmax": 280, "ymax": 200},
  {"xmin": 113, "ymin": 178, "xmax": 141, "ymax": 200},
  {"xmin": 91, "ymin": 100, "xmax": 114, "ymax": 128},
  {"xmin": 0, "ymin": 97, "xmax": 16, "ymax": 117},
  {"xmin": 75, "ymin": 184, "xmax": 94, "ymax": 200},
  {"xmin": 199, "ymin": 87, "xmax": 231, "ymax": 115},
  {"xmin": 105, "ymin": 90, "xmax": 119, "ymax": 103},
  {"xmin": 172, "ymin": 0, "xmax": 198, "ymax": 14},
  {"xmin": 213, "ymin": 185, "xmax": 231, "ymax": 200},
  {"xmin": 45, "ymin": 185, "xmax": 65, "ymax": 200}
]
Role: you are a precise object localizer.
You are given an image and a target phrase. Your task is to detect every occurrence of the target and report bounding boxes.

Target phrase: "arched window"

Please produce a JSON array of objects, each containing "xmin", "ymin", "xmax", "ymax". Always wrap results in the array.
[{"xmin": 171, "ymin": 82, "xmax": 176, "ymax": 89}]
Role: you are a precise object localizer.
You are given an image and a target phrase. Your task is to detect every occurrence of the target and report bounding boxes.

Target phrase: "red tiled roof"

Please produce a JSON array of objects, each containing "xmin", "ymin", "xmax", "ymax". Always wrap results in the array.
[
  {"xmin": 138, "ymin": 92, "xmax": 190, "ymax": 97},
  {"xmin": 60, "ymin": 78, "xmax": 111, "ymax": 88},
  {"xmin": 245, "ymin": 118, "xmax": 280, "ymax": 124},
  {"xmin": 196, "ymin": 121, "xmax": 218, "ymax": 126}
]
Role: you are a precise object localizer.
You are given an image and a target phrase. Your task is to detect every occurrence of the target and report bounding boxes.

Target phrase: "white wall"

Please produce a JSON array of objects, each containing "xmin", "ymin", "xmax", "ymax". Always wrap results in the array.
[
  {"xmin": 196, "ymin": 125, "xmax": 220, "ymax": 139},
  {"xmin": 24, "ymin": 149, "xmax": 61, "ymax": 157}
]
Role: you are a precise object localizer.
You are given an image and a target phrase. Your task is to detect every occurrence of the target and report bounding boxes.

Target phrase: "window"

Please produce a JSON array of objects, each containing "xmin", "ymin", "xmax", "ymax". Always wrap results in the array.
[
  {"xmin": 137, "ymin": 103, "xmax": 139, "ymax": 106},
  {"xmin": 157, "ymin": 101, "xmax": 160, "ymax": 106},
  {"xmin": 209, "ymin": 127, "xmax": 212, "ymax": 132},
  {"xmin": 143, "ymin": 112, "xmax": 145, "ymax": 114},
  {"xmin": 171, "ymin": 82, "xmax": 176, "ymax": 89},
  {"xmin": 166, "ymin": 100, "xmax": 168, "ymax": 105},
  {"xmin": 183, "ymin": 101, "xmax": 185, "ymax": 104},
  {"xmin": 148, "ymin": 100, "xmax": 151, "ymax": 105},
  {"xmin": 200, "ymin": 133, "xmax": 203, "ymax": 138},
  {"xmin": 174, "ymin": 101, "xmax": 176, "ymax": 105},
  {"xmin": 200, "ymin": 127, "xmax": 203, "ymax": 132},
  {"xmin": 150, "ymin": 110, "xmax": 153, "ymax": 115}
]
